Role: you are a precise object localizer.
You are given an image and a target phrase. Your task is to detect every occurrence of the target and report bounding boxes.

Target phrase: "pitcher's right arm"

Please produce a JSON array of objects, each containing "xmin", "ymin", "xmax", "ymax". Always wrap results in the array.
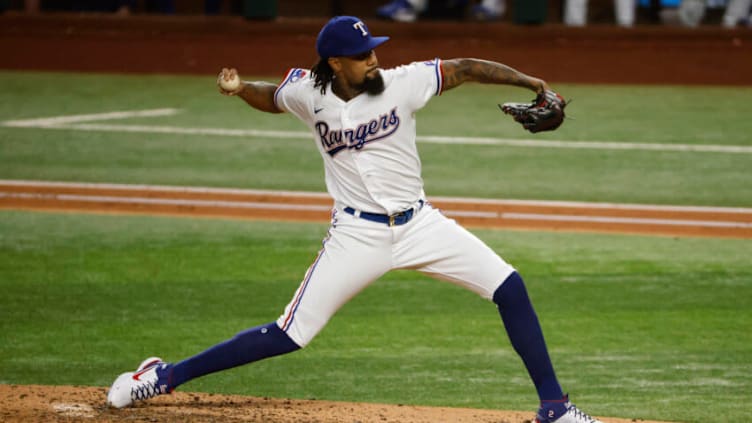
[{"xmin": 218, "ymin": 68, "xmax": 283, "ymax": 114}]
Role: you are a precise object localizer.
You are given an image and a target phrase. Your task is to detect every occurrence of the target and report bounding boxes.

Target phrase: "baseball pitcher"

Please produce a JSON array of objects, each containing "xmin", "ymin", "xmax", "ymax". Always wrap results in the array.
[{"xmin": 107, "ymin": 15, "xmax": 596, "ymax": 423}]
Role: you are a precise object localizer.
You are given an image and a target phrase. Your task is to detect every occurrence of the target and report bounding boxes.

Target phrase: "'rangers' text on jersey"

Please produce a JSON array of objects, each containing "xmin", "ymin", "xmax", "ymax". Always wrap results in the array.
[
  {"xmin": 274, "ymin": 59, "xmax": 444, "ymax": 215},
  {"xmin": 315, "ymin": 107, "xmax": 400, "ymax": 156}
]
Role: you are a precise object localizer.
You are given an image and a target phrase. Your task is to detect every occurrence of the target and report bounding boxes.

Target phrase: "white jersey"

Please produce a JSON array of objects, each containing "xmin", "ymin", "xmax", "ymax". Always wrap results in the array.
[
  {"xmin": 274, "ymin": 59, "xmax": 444, "ymax": 215},
  {"xmin": 270, "ymin": 58, "xmax": 514, "ymax": 348}
]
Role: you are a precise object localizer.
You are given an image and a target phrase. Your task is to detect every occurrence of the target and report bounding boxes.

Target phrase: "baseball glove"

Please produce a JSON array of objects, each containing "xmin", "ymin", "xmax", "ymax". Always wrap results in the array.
[{"xmin": 499, "ymin": 90, "xmax": 567, "ymax": 133}]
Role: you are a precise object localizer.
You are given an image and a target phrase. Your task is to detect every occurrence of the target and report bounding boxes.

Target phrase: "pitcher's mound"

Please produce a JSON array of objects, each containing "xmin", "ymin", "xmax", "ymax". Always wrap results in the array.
[{"xmin": 0, "ymin": 384, "xmax": 671, "ymax": 423}]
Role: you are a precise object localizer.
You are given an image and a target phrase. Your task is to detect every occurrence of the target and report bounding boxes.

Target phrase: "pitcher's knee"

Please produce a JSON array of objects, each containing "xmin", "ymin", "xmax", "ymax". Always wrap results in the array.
[
  {"xmin": 492, "ymin": 271, "xmax": 528, "ymax": 308},
  {"xmin": 276, "ymin": 315, "xmax": 327, "ymax": 348}
]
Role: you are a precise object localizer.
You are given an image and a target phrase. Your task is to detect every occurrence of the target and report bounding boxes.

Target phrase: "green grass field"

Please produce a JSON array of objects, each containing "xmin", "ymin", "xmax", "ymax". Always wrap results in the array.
[
  {"xmin": 1, "ymin": 71, "xmax": 751, "ymax": 422},
  {"xmin": 1, "ymin": 71, "xmax": 751, "ymax": 205}
]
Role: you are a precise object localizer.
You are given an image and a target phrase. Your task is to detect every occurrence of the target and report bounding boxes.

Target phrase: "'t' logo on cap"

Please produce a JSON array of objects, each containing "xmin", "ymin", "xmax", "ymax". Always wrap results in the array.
[{"xmin": 353, "ymin": 21, "xmax": 368, "ymax": 36}]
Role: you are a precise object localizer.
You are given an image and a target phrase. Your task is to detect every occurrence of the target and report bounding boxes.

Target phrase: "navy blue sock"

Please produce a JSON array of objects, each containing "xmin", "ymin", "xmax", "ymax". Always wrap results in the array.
[
  {"xmin": 493, "ymin": 272, "xmax": 564, "ymax": 401},
  {"xmin": 168, "ymin": 322, "xmax": 300, "ymax": 390}
]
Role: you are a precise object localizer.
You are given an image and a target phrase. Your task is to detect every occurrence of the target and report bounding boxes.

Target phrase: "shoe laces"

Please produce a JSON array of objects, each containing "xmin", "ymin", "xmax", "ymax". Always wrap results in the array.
[
  {"xmin": 131, "ymin": 380, "xmax": 166, "ymax": 401},
  {"xmin": 567, "ymin": 404, "xmax": 598, "ymax": 422},
  {"xmin": 130, "ymin": 364, "xmax": 169, "ymax": 402}
]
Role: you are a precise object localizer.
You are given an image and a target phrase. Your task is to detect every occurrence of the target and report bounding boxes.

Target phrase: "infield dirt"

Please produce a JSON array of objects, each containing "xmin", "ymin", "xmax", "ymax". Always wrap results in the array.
[
  {"xmin": 1, "ymin": 384, "xmax": 678, "ymax": 423},
  {"xmin": 2, "ymin": 181, "xmax": 751, "ymax": 238}
]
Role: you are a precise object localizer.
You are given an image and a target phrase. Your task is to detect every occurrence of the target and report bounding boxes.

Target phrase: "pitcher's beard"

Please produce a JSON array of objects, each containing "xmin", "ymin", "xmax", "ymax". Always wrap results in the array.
[{"xmin": 362, "ymin": 71, "xmax": 385, "ymax": 96}]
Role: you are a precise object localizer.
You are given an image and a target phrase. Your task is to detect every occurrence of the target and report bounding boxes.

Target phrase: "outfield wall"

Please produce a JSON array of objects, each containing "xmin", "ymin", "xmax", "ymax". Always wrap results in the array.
[{"xmin": 1, "ymin": 12, "xmax": 751, "ymax": 85}]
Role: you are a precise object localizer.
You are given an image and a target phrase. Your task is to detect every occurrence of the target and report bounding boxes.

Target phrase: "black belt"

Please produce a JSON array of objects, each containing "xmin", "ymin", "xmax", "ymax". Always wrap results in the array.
[{"xmin": 344, "ymin": 200, "xmax": 424, "ymax": 227}]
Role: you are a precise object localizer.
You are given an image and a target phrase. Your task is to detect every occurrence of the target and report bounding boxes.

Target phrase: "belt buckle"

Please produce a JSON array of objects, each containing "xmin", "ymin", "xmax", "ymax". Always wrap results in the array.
[{"xmin": 389, "ymin": 208, "xmax": 412, "ymax": 227}]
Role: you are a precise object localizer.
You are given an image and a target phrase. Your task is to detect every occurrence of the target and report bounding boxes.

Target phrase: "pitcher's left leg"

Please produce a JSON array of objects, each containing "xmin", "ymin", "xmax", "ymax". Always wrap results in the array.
[
  {"xmin": 393, "ymin": 206, "xmax": 514, "ymax": 299},
  {"xmin": 493, "ymin": 272, "xmax": 563, "ymax": 402},
  {"xmin": 394, "ymin": 207, "xmax": 564, "ymax": 403}
]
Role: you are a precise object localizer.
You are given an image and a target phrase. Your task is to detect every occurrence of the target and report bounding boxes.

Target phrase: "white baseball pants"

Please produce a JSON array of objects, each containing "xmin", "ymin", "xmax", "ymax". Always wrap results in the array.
[{"xmin": 277, "ymin": 203, "xmax": 515, "ymax": 347}]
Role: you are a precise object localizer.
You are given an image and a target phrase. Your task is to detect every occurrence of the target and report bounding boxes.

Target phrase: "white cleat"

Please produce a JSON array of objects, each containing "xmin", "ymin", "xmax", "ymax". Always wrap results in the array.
[
  {"xmin": 136, "ymin": 357, "xmax": 164, "ymax": 372},
  {"xmin": 546, "ymin": 405, "xmax": 603, "ymax": 423},
  {"xmin": 106, "ymin": 357, "xmax": 171, "ymax": 408},
  {"xmin": 536, "ymin": 395, "xmax": 603, "ymax": 423}
]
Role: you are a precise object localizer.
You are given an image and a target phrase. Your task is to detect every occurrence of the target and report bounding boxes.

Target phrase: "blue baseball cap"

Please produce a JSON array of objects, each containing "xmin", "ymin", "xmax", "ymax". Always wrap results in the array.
[{"xmin": 316, "ymin": 16, "xmax": 390, "ymax": 59}]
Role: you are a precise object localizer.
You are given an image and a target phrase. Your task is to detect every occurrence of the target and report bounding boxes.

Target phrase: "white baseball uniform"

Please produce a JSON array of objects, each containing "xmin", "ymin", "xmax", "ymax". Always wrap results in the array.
[{"xmin": 272, "ymin": 59, "xmax": 515, "ymax": 347}]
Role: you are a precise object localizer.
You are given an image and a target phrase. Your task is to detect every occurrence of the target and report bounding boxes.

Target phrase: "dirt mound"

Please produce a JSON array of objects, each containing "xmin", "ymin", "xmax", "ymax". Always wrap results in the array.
[{"xmin": 1, "ymin": 384, "xmax": 675, "ymax": 423}]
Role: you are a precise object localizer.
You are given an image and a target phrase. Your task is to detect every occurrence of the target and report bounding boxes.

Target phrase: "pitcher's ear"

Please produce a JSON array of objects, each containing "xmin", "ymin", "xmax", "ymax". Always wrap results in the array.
[{"xmin": 328, "ymin": 57, "xmax": 341, "ymax": 73}]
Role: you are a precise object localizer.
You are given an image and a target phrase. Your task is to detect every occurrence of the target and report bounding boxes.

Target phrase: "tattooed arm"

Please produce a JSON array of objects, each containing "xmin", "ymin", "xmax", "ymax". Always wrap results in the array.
[
  {"xmin": 217, "ymin": 68, "xmax": 283, "ymax": 114},
  {"xmin": 441, "ymin": 58, "xmax": 549, "ymax": 94}
]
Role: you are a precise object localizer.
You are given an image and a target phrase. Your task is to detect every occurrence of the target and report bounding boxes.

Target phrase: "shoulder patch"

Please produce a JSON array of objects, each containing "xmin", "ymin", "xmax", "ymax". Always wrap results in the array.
[
  {"xmin": 288, "ymin": 68, "xmax": 308, "ymax": 83},
  {"xmin": 274, "ymin": 68, "xmax": 310, "ymax": 111}
]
